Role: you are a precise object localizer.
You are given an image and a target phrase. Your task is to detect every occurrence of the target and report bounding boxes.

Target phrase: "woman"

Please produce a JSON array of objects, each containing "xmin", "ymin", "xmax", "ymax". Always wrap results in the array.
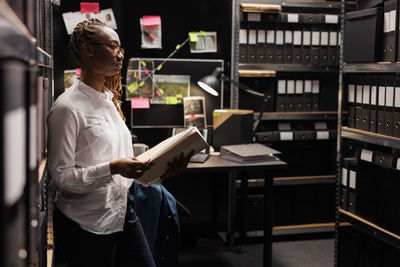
[{"xmin": 47, "ymin": 18, "xmax": 190, "ymax": 267}]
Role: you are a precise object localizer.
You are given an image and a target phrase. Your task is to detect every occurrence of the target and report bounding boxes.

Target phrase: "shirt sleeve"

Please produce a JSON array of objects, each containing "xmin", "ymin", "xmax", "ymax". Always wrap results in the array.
[{"xmin": 47, "ymin": 98, "xmax": 114, "ymax": 194}]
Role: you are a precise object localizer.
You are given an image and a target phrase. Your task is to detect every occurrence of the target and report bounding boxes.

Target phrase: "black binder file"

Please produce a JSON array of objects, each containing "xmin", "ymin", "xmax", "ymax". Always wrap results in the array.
[
  {"xmin": 394, "ymin": 86, "xmax": 400, "ymax": 137},
  {"xmin": 257, "ymin": 29, "xmax": 266, "ymax": 63},
  {"xmin": 284, "ymin": 28, "xmax": 293, "ymax": 63},
  {"xmin": 276, "ymin": 80, "xmax": 286, "ymax": 112},
  {"xmin": 370, "ymin": 83, "xmax": 378, "ymax": 133},
  {"xmin": 275, "ymin": 28, "xmax": 284, "ymax": 63},
  {"xmin": 311, "ymin": 80, "xmax": 320, "ymax": 111},
  {"xmin": 292, "ymin": 27, "xmax": 302, "ymax": 64},
  {"xmin": 310, "ymin": 27, "xmax": 320, "ymax": 65},
  {"xmin": 377, "ymin": 85, "xmax": 386, "ymax": 134},
  {"xmin": 247, "ymin": 29, "xmax": 257, "ymax": 63},
  {"xmin": 304, "ymin": 80, "xmax": 313, "ymax": 111},
  {"xmin": 295, "ymin": 80, "xmax": 304, "ymax": 111},
  {"xmin": 384, "ymin": 81, "xmax": 394, "ymax": 136},
  {"xmin": 383, "ymin": 0, "xmax": 398, "ymax": 62},
  {"xmin": 355, "ymin": 84, "xmax": 363, "ymax": 130},
  {"xmin": 320, "ymin": 27, "xmax": 329, "ymax": 65},
  {"xmin": 239, "ymin": 28, "xmax": 248, "ymax": 63},
  {"xmin": 302, "ymin": 27, "xmax": 311, "ymax": 65},
  {"xmin": 361, "ymin": 83, "xmax": 371, "ymax": 132},
  {"xmin": 266, "ymin": 28, "xmax": 275, "ymax": 63},
  {"xmin": 341, "ymin": 163, "xmax": 349, "ymax": 210},
  {"xmin": 286, "ymin": 80, "xmax": 296, "ymax": 111},
  {"xmin": 328, "ymin": 30, "xmax": 339, "ymax": 65},
  {"xmin": 347, "ymin": 83, "xmax": 356, "ymax": 128}
]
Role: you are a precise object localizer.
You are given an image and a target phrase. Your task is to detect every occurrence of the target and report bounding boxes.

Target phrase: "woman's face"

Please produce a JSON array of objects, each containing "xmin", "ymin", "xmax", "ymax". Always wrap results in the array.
[{"xmin": 84, "ymin": 26, "xmax": 124, "ymax": 77}]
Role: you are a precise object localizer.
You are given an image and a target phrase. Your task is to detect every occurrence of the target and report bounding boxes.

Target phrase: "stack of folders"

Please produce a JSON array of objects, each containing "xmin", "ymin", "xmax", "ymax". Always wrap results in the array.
[
  {"xmin": 220, "ymin": 143, "xmax": 281, "ymax": 163},
  {"xmin": 346, "ymin": 75, "xmax": 400, "ymax": 137},
  {"xmin": 239, "ymin": 12, "xmax": 340, "ymax": 65},
  {"xmin": 276, "ymin": 79, "xmax": 320, "ymax": 112}
]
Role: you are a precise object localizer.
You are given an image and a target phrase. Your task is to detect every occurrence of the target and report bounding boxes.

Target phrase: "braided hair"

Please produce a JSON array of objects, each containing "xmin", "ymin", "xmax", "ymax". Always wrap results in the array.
[{"xmin": 69, "ymin": 18, "xmax": 126, "ymax": 121}]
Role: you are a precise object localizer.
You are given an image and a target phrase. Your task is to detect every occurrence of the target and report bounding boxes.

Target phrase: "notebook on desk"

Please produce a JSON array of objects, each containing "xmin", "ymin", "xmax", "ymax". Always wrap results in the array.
[{"xmin": 172, "ymin": 127, "xmax": 210, "ymax": 163}]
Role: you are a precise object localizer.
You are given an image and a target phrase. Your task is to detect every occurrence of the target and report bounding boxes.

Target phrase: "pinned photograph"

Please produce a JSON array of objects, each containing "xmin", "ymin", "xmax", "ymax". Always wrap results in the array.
[{"xmin": 152, "ymin": 74, "xmax": 190, "ymax": 104}]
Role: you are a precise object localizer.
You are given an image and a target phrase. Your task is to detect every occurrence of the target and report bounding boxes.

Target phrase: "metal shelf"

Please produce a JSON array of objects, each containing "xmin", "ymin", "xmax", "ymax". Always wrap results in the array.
[
  {"xmin": 341, "ymin": 127, "xmax": 400, "ymax": 149},
  {"xmin": 343, "ymin": 62, "xmax": 400, "ymax": 73},
  {"xmin": 235, "ymin": 175, "xmax": 336, "ymax": 187},
  {"xmin": 255, "ymin": 111, "xmax": 338, "ymax": 121},
  {"xmin": 239, "ymin": 63, "xmax": 338, "ymax": 73},
  {"xmin": 339, "ymin": 209, "xmax": 400, "ymax": 248},
  {"xmin": 37, "ymin": 47, "xmax": 52, "ymax": 68},
  {"xmin": 239, "ymin": 0, "xmax": 342, "ymax": 10}
]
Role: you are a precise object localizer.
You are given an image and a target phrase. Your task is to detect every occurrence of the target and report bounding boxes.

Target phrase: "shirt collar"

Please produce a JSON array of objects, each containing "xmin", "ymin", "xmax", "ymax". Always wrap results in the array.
[{"xmin": 78, "ymin": 80, "xmax": 114, "ymax": 101}]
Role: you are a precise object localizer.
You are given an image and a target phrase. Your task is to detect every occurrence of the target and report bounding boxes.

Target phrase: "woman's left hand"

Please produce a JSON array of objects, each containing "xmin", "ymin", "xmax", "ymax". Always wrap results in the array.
[{"xmin": 161, "ymin": 150, "xmax": 195, "ymax": 181}]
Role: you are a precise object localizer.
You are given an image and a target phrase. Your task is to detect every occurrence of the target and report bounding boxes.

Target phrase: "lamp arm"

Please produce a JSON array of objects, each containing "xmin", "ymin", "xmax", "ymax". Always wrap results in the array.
[{"xmin": 221, "ymin": 76, "xmax": 265, "ymax": 97}]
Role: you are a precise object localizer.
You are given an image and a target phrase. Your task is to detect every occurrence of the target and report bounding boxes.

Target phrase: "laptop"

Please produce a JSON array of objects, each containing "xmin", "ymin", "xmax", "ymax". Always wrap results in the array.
[{"xmin": 172, "ymin": 127, "xmax": 210, "ymax": 163}]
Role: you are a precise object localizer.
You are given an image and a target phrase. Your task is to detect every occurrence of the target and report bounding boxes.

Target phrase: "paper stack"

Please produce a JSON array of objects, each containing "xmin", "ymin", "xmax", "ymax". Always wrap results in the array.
[{"xmin": 220, "ymin": 143, "xmax": 281, "ymax": 163}]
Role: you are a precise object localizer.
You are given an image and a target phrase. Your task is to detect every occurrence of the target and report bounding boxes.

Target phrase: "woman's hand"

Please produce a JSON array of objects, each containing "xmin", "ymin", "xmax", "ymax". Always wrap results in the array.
[
  {"xmin": 109, "ymin": 157, "xmax": 151, "ymax": 179},
  {"xmin": 161, "ymin": 150, "xmax": 195, "ymax": 181}
]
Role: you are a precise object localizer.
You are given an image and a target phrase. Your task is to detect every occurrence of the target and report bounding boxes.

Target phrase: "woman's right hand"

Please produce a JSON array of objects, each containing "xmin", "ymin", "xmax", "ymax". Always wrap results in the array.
[{"xmin": 109, "ymin": 157, "xmax": 151, "ymax": 179}]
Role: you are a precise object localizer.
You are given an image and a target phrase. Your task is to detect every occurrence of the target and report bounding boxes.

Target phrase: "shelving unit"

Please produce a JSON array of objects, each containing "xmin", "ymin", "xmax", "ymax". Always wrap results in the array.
[
  {"xmin": 240, "ymin": 63, "xmax": 339, "ymax": 72},
  {"xmin": 341, "ymin": 127, "xmax": 400, "ymax": 149},
  {"xmin": 343, "ymin": 62, "xmax": 400, "ymax": 73}
]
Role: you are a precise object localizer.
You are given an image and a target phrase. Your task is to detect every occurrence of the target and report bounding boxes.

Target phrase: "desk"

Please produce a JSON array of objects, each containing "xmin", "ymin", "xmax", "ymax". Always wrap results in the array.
[{"xmin": 187, "ymin": 155, "xmax": 287, "ymax": 267}]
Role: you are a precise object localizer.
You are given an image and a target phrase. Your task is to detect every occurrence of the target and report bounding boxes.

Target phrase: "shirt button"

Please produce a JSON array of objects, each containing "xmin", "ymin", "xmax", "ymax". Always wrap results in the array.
[{"xmin": 166, "ymin": 235, "xmax": 170, "ymax": 240}]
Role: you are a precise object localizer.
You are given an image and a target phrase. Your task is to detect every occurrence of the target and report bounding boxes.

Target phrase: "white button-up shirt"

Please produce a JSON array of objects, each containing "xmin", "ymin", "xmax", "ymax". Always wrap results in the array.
[{"xmin": 47, "ymin": 80, "xmax": 134, "ymax": 235}]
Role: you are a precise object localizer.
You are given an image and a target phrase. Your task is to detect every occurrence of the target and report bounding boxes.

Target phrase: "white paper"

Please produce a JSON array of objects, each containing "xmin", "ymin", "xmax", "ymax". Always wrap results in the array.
[
  {"xmin": 386, "ymin": 86, "xmax": 394, "ymax": 107},
  {"xmin": 278, "ymin": 80, "xmax": 286, "ymax": 94},
  {"xmin": 248, "ymin": 30, "xmax": 257, "ymax": 44},
  {"xmin": 278, "ymin": 122, "xmax": 291, "ymax": 131},
  {"xmin": 360, "ymin": 149, "xmax": 373, "ymax": 162},
  {"xmin": 62, "ymin": 8, "xmax": 117, "ymax": 35},
  {"xmin": 276, "ymin": 30, "xmax": 284, "ymax": 45},
  {"xmin": 295, "ymin": 80, "xmax": 303, "ymax": 94},
  {"xmin": 29, "ymin": 105, "xmax": 37, "ymax": 170},
  {"xmin": 304, "ymin": 80, "xmax": 312, "ymax": 93},
  {"xmin": 280, "ymin": 132, "xmax": 294, "ymax": 140},
  {"xmin": 141, "ymin": 18, "xmax": 162, "ymax": 49},
  {"xmin": 287, "ymin": 13, "xmax": 299, "ymax": 23},
  {"xmin": 4, "ymin": 108, "xmax": 26, "ymax": 206},
  {"xmin": 378, "ymin": 86, "xmax": 385, "ymax": 106},
  {"xmin": 285, "ymin": 30, "xmax": 293, "ymax": 44},
  {"xmin": 390, "ymin": 10, "xmax": 397, "ymax": 32},
  {"xmin": 316, "ymin": 131, "xmax": 329, "ymax": 140},
  {"xmin": 348, "ymin": 84, "xmax": 355, "ymax": 103},
  {"xmin": 239, "ymin": 29, "xmax": 247, "ymax": 44},
  {"xmin": 315, "ymin": 122, "xmax": 328, "ymax": 130},
  {"xmin": 342, "ymin": 168, "xmax": 348, "ymax": 186},
  {"xmin": 312, "ymin": 31, "xmax": 320, "ymax": 46},
  {"xmin": 329, "ymin": 31, "xmax": 338, "ymax": 46},
  {"xmin": 325, "ymin": 14, "xmax": 339, "ymax": 24},
  {"xmin": 287, "ymin": 80, "xmax": 295, "ymax": 94},
  {"xmin": 248, "ymin": 13, "xmax": 261, "ymax": 22},
  {"xmin": 362, "ymin": 85, "xmax": 370, "ymax": 104},
  {"xmin": 349, "ymin": 170, "xmax": 356, "ymax": 189},
  {"xmin": 395, "ymin": 87, "xmax": 400, "ymax": 108},
  {"xmin": 356, "ymin": 85, "xmax": 363, "ymax": 104},
  {"xmin": 267, "ymin": 30, "xmax": 275, "ymax": 44},
  {"xmin": 312, "ymin": 80, "xmax": 320, "ymax": 94},
  {"xmin": 258, "ymin": 30, "xmax": 266, "ymax": 43},
  {"xmin": 384, "ymin": 12, "xmax": 390, "ymax": 33},
  {"xmin": 303, "ymin": 31, "xmax": 311, "ymax": 46},
  {"xmin": 293, "ymin": 31, "xmax": 302, "ymax": 45},
  {"xmin": 371, "ymin": 86, "xmax": 377, "ymax": 105},
  {"xmin": 321, "ymin": 32, "xmax": 329, "ymax": 46}
]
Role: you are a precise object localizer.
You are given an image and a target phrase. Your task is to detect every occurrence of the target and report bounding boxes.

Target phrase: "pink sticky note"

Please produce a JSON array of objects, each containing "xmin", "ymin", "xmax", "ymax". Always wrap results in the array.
[
  {"xmin": 75, "ymin": 68, "xmax": 81, "ymax": 75},
  {"xmin": 80, "ymin": 2, "xmax": 100, "ymax": 14},
  {"xmin": 131, "ymin": 98, "xmax": 150, "ymax": 109},
  {"xmin": 143, "ymin": 68, "xmax": 149, "ymax": 75},
  {"xmin": 155, "ymin": 90, "xmax": 161, "ymax": 96},
  {"xmin": 190, "ymin": 114, "xmax": 196, "ymax": 119},
  {"xmin": 142, "ymin": 16, "xmax": 161, "ymax": 27}
]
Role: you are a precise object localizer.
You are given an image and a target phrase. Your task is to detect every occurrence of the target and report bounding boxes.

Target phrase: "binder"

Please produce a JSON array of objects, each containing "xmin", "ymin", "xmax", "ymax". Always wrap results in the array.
[
  {"xmin": 239, "ymin": 28, "xmax": 248, "ymax": 63},
  {"xmin": 257, "ymin": 29, "xmax": 266, "ymax": 63},
  {"xmin": 286, "ymin": 80, "xmax": 296, "ymax": 111},
  {"xmin": 295, "ymin": 80, "xmax": 304, "ymax": 111},
  {"xmin": 310, "ymin": 26, "xmax": 320, "ymax": 65},
  {"xmin": 320, "ymin": 25, "xmax": 329, "ymax": 65},
  {"xmin": 377, "ymin": 83, "xmax": 386, "ymax": 134},
  {"xmin": 355, "ymin": 83, "xmax": 363, "ymax": 130},
  {"xmin": 284, "ymin": 27, "xmax": 293, "ymax": 63},
  {"xmin": 247, "ymin": 29, "xmax": 258, "ymax": 63},
  {"xmin": 266, "ymin": 28, "xmax": 275, "ymax": 63},
  {"xmin": 311, "ymin": 80, "xmax": 320, "ymax": 111},
  {"xmin": 276, "ymin": 79, "xmax": 286, "ymax": 111},
  {"xmin": 370, "ymin": 80, "xmax": 378, "ymax": 133},
  {"xmin": 384, "ymin": 78, "xmax": 395, "ymax": 136},
  {"xmin": 344, "ymin": 158, "xmax": 357, "ymax": 213},
  {"xmin": 300, "ymin": 13, "xmax": 325, "ymax": 24},
  {"xmin": 302, "ymin": 26, "xmax": 311, "ymax": 65},
  {"xmin": 328, "ymin": 29, "xmax": 339, "ymax": 65},
  {"xmin": 294, "ymin": 130, "xmax": 316, "ymax": 140},
  {"xmin": 383, "ymin": 0, "xmax": 398, "ymax": 62},
  {"xmin": 347, "ymin": 81, "xmax": 356, "ymax": 128},
  {"xmin": 292, "ymin": 25, "xmax": 302, "ymax": 64},
  {"xmin": 394, "ymin": 85, "xmax": 400, "ymax": 137},
  {"xmin": 340, "ymin": 163, "xmax": 349, "ymax": 210},
  {"xmin": 275, "ymin": 27, "xmax": 284, "ymax": 63},
  {"xmin": 361, "ymin": 81, "xmax": 371, "ymax": 132},
  {"xmin": 304, "ymin": 79, "xmax": 313, "ymax": 111},
  {"xmin": 254, "ymin": 131, "xmax": 279, "ymax": 142}
]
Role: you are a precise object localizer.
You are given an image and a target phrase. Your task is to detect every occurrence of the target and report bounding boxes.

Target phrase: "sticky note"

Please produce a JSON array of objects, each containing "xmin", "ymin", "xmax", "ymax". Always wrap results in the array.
[
  {"xmin": 142, "ymin": 16, "xmax": 161, "ymax": 27},
  {"xmin": 127, "ymin": 82, "xmax": 139, "ymax": 93},
  {"xmin": 80, "ymin": 2, "xmax": 99, "ymax": 14},
  {"xmin": 131, "ymin": 98, "xmax": 150, "ymax": 109},
  {"xmin": 213, "ymin": 111, "xmax": 220, "ymax": 116},
  {"xmin": 200, "ymin": 31, "xmax": 207, "ymax": 36},
  {"xmin": 158, "ymin": 88, "xmax": 164, "ymax": 94},
  {"xmin": 166, "ymin": 96, "xmax": 178, "ymax": 105},
  {"xmin": 190, "ymin": 114, "xmax": 196, "ymax": 119},
  {"xmin": 139, "ymin": 81, "xmax": 145, "ymax": 87},
  {"xmin": 75, "ymin": 68, "xmax": 81, "ymax": 75},
  {"xmin": 176, "ymin": 94, "xmax": 183, "ymax": 98},
  {"xmin": 156, "ymin": 64, "xmax": 163, "ymax": 71},
  {"xmin": 141, "ymin": 61, "xmax": 147, "ymax": 67},
  {"xmin": 176, "ymin": 44, "xmax": 181, "ymax": 50},
  {"xmin": 155, "ymin": 90, "xmax": 161, "ymax": 96},
  {"xmin": 189, "ymin": 32, "xmax": 198, "ymax": 42},
  {"xmin": 143, "ymin": 68, "xmax": 149, "ymax": 75}
]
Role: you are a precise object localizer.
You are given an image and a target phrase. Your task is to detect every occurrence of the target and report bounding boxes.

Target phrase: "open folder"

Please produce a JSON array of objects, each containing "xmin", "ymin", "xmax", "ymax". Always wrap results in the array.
[{"xmin": 135, "ymin": 127, "xmax": 209, "ymax": 186}]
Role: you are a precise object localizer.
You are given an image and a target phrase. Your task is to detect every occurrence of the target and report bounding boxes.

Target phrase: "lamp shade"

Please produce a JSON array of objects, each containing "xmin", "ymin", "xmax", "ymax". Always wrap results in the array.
[{"xmin": 197, "ymin": 67, "xmax": 223, "ymax": 96}]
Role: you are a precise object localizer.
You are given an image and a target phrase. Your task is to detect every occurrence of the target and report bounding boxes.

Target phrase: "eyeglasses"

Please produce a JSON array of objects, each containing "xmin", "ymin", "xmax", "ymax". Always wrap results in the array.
[{"xmin": 89, "ymin": 42, "xmax": 124, "ymax": 56}]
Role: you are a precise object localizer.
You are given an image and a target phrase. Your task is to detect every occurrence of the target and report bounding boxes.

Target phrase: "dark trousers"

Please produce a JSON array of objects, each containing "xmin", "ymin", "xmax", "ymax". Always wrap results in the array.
[{"xmin": 54, "ymin": 195, "xmax": 156, "ymax": 267}]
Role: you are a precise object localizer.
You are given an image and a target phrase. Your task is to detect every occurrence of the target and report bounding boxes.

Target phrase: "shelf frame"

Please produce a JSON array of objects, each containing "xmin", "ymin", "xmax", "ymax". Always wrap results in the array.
[
  {"xmin": 341, "ymin": 127, "xmax": 400, "ymax": 149},
  {"xmin": 239, "ymin": 63, "xmax": 339, "ymax": 73},
  {"xmin": 343, "ymin": 62, "xmax": 400, "ymax": 73},
  {"xmin": 255, "ymin": 111, "xmax": 338, "ymax": 121}
]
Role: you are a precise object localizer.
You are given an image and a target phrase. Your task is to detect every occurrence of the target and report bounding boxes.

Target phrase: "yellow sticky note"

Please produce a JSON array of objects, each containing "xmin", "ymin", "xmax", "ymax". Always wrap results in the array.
[
  {"xmin": 200, "ymin": 30, "xmax": 207, "ymax": 36},
  {"xmin": 189, "ymin": 32, "xmax": 198, "ymax": 42},
  {"xmin": 127, "ymin": 82, "xmax": 139, "ymax": 93},
  {"xmin": 176, "ymin": 44, "xmax": 181, "ymax": 50},
  {"xmin": 134, "ymin": 71, "xmax": 137, "ymax": 78},
  {"xmin": 156, "ymin": 64, "xmax": 163, "ymax": 71},
  {"xmin": 166, "ymin": 96, "xmax": 178, "ymax": 105},
  {"xmin": 139, "ymin": 81, "xmax": 145, "ymax": 87},
  {"xmin": 213, "ymin": 111, "xmax": 220, "ymax": 117},
  {"xmin": 141, "ymin": 61, "xmax": 147, "ymax": 67},
  {"xmin": 176, "ymin": 94, "xmax": 183, "ymax": 98},
  {"xmin": 159, "ymin": 88, "xmax": 165, "ymax": 94}
]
